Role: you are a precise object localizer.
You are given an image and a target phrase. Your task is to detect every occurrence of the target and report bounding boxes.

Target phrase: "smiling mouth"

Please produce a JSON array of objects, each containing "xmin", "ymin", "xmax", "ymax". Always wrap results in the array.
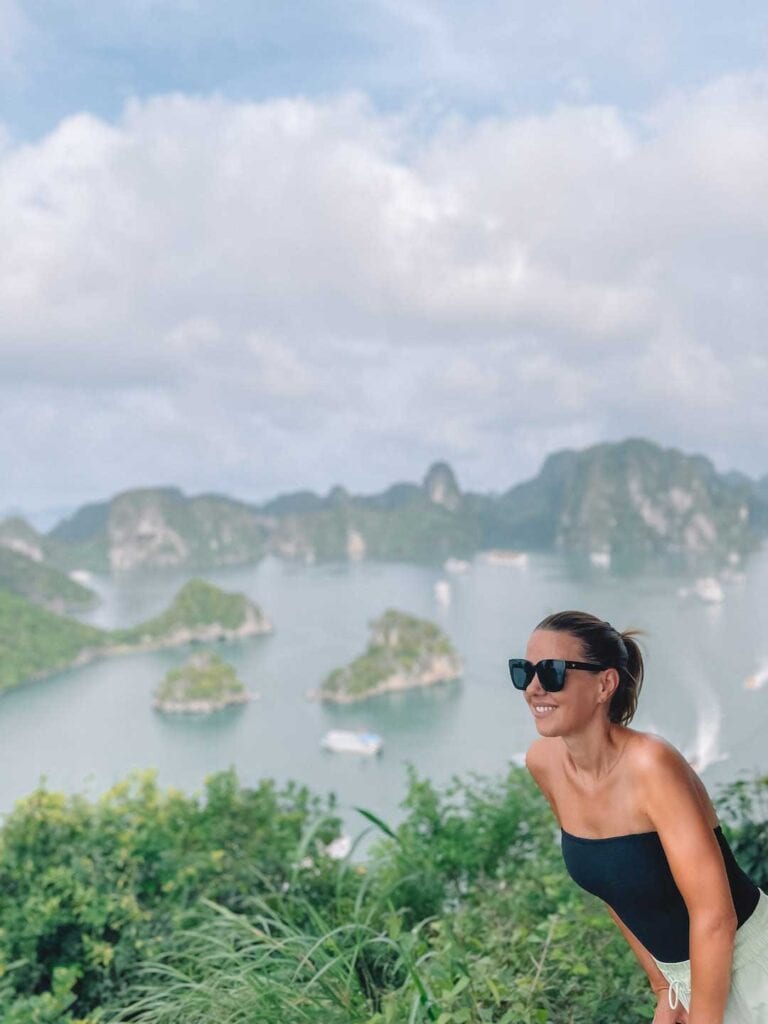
[{"xmin": 532, "ymin": 705, "xmax": 557, "ymax": 715}]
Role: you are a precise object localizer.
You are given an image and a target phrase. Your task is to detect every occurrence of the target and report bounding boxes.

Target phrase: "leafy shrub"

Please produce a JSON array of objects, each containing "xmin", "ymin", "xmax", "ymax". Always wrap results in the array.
[
  {"xmin": 716, "ymin": 774, "xmax": 768, "ymax": 888},
  {"xmin": 0, "ymin": 769, "xmax": 340, "ymax": 1018}
]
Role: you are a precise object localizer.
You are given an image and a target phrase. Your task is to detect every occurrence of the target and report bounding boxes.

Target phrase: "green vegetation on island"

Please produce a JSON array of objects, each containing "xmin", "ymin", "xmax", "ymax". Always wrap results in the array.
[
  {"xmin": 0, "ymin": 545, "xmax": 96, "ymax": 611},
  {"xmin": 111, "ymin": 578, "xmax": 272, "ymax": 646},
  {"xmin": 0, "ymin": 579, "xmax": 272, "ymax": 693},
  {"xmin": 318, "ymin": 608, "xmax": 462, "ymax": 703},
  {"xmin": 1, "ymin": 766, "xmax": 767, "ymax": 1024},
  {"xmin": 153, "ymin": 651, "xmax": 249, "ymax": 713},
  {"xmin": 0, "ymin": 590, "xmax": 108, "ymax": 691}
]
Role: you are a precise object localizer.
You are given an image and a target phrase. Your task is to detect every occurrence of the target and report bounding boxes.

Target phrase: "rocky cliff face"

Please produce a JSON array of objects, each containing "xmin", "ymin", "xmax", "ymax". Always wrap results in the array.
[
  {"xmin": 523, "ymin": 440, "xmax": 757, "ymax": 559},
  {"xmin": 109, "ymin": 491, "xmax": 189, "ymax": 570},
  {"xmin": 48, "ymin": 488, "xmax": 270, "ymax": 572},
  {"xmin": 423, "ymin": 462, "xmax": 462, "ymax": 511}
]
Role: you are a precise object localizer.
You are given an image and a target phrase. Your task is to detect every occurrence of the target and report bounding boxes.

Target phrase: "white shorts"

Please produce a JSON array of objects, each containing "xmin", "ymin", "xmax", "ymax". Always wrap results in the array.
[{"xmin": 653, "ymin": 889, "xmax": 768, "ymax": 1022}]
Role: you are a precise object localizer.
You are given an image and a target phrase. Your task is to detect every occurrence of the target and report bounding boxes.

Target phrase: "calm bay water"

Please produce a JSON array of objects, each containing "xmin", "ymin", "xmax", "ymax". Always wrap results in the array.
[{"xmin": 2, "ymin": 552, "xmax": 768, "ymax": 836}]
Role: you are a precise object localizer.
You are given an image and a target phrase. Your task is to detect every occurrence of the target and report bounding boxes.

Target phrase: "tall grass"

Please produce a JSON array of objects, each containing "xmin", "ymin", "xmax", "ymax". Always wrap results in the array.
[{"xmin": 110, "ymin": 834, "xmax": 438, "ymax": 1024}]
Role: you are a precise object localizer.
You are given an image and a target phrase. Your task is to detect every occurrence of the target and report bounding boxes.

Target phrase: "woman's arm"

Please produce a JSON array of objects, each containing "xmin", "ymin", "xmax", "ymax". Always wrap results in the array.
[
  {"xmin": 605, "ymin": 903, "xmax": 671, "ymax": 994},
  {"xmin": 605, "ymin": 904, "xmax": 688, "ymax": 1022},
  {"xmin": 638, "ymin": 737, "xmax": 737, "ymax": 1024}
]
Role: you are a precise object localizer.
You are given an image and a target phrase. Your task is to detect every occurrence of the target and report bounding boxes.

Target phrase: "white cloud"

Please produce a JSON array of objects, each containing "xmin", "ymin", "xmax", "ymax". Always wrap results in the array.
[{"xmin": 2, "ymin": 75, "xmax": 768, "ymax": 508}]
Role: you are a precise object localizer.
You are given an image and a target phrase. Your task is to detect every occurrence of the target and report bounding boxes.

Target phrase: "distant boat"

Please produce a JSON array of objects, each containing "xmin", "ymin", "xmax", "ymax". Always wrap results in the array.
[
  {"xmin": 69, "ymin": 569, "xmax": 94, "ymax": 585},
  {"xmin": 693, "ymin": 577, "xmax": 724, "ymax": 603},
  {"xmin": 589, "ymin": 550, "xmax": 611, "ymax": 568},
  {"xmin": 677, "ymin": 577, "xmax": 725, "ymax": 604},
  {"xmin": 745, "ymin": 665, "xmax": 768, "ymax": 691},
  {"xmin": 444, "ymin": 558, "xmax": 470, "ymax": 574},
  {"xmin": 320, "ymin": 729, "xmax": 383, "ymax": 756},
  {"xmin": 434, "ymin": 580, "xmax": 451, "ymax": 607},
  {"xmin": 482, "ymin": 549, "xmax": 528, "ymax": 568}
]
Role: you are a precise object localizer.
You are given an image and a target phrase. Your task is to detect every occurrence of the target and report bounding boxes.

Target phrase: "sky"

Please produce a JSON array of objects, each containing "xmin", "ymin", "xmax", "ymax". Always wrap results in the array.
[{"xmin": 2, "ymin": 1, "xmax": 768, "ymax": 516}]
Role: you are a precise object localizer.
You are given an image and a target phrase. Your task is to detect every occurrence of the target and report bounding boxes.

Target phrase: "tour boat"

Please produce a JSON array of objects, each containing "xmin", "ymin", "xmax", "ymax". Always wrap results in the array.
[
  {"xmin": 745, "ymin": 666, "xmax": 768, "ymax": 691},
  {"xmin": 320, "ymin": 729, "xmax": 383, "ymax": 756},
  {"xmin": 693, "ymin": 577, "xmax": 724, "ymax": 603},
  {"xmin": 481, "ymin": 549, "xmax": 529, "ymax": 568},
  {"xmin": 444, "ymin": 558, "xmax": 471, "ymax": 573}
]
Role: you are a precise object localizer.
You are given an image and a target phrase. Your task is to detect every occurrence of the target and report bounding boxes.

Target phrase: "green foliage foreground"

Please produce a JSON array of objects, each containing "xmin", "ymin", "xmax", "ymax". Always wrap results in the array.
[{"xmin": 1, "ymin": 767, "xmax": 766, "ymax": 1024}]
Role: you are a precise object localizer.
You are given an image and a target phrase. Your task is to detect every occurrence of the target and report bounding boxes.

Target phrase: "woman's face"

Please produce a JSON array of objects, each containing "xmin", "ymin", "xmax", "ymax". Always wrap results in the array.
[{"xmin": 523, "ymin": 629, "xmax": 611, "ymax": 736}]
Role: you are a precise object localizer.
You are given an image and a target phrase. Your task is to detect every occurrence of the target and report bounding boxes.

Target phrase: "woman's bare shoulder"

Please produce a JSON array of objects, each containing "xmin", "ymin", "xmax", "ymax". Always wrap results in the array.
[
  {"xmin": 624, "ymin": 730, "xmax": 718, "ymax": 821},
  {"xmin": 524, "ymin": 738, "xmax": 562, "ymax": 813},
  {"xmin": 624, "ymin": 729, "xmax": 689, "ymax": 773},
  {"xmin": 524, "ymin": 737, "xmax": 562, "ymax": 780}
]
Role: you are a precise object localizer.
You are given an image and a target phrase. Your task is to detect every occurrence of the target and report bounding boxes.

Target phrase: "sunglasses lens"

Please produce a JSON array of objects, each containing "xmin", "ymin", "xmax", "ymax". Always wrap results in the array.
[
  {"xmin": 509, "ymin": 660, "xmax": 532, "ymax": 689},
  {"xmin": 539, "ymin": 660, "xmax": 566, "ymax": 691}
]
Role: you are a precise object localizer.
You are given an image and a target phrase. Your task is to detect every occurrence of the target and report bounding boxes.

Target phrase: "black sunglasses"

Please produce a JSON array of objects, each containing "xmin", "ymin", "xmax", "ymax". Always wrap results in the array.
[{"xmin": 508, "ymin": 658, "xmax": 608, "ymax": 692}]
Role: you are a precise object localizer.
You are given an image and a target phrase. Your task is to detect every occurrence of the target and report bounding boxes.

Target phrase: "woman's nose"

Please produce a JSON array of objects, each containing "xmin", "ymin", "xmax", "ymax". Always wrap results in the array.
[{"xmin": 527, "ymin": 673, "xmax": 546, "ymax": 696}]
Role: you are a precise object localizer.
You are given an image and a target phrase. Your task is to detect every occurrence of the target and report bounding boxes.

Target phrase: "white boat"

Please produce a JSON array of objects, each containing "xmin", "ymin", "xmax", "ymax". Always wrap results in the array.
[
  {"xmin": 693, "ymin": 577, "xmax": 724, "ymax": 604},
  {"xmin": 481, "ymin": 549, "xmax": 529, "ymax": 568},
  {"xmin": 434, "ymin": 579, "xmax": 451, "ymax": 606},
  {"xmin": 678, "ymin": 576, "xmax": 725, "ymax": 604},
  {"xmin": 745, "ymin": 665, "xmax": 768, "ymax": 691},
  {"xmin": 69, "ymin": 568, "xmax": 94, "ymax": 585},
  {"xmin": 444, "ymin": 558, "xmax": 470, "ymax": 574},
  {"xmin": 589, "ymin": 550, "xmax": 611, "ymax": 568},
  {"xmin": 320, "ymin": 729, "xmax": 383, "ymax": 756}
]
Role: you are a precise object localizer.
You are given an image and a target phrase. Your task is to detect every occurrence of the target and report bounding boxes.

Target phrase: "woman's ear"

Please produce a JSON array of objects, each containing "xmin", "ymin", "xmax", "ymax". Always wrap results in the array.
[{"xmin": 598, "ymin": 668, "xmax": 620, "ymax": 703}]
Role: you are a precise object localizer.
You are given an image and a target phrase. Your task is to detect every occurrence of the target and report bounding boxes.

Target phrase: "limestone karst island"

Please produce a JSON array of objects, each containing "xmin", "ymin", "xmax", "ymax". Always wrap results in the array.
[
  {"xmin": 153, "ymin": 651, "xmax": 251, "ymax": 714},
  {"xmin": 314, "ymin": 609, "xmax": 463, "ymax": 704}
]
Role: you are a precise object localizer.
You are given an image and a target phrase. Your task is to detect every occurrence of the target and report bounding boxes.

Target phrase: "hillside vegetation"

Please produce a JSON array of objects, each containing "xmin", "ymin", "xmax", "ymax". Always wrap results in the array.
[
  {"xmin": 0, "ymin": 590, "xmax": 107, "ymax": 691},
  {"xmin": 0, "ymin": 579, "xmax": 270, "ymax": 692},
  {"xmin": 0, "ymin": 546, "xmax": 96, "ymax": 611}
]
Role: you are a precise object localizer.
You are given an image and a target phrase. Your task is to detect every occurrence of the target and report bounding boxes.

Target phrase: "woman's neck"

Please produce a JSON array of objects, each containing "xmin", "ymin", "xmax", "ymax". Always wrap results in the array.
[{"xmin": 562, "ymin": 722, "xmax": 629, "ymax": 783}]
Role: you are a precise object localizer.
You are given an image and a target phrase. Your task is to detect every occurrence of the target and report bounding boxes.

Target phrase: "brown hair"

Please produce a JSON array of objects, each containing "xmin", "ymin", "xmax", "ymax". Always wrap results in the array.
[{"xmin": 534, "ymin": 610, "xmax": 645, "ymax": 726}]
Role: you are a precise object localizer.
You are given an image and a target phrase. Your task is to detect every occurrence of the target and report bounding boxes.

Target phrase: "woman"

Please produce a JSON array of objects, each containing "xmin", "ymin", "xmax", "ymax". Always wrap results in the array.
[{"xmin": 514, "ymin": 610, "xmax": 768, "ymax": 1024}]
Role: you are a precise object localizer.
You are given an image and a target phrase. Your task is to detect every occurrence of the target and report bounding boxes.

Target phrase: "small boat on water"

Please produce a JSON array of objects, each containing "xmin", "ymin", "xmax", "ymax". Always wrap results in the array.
[
  {"xmin": 745, "ymin": 666, "xmax": 768, "ymax": 691},
  {"xmin": 589, "ymin": 550, "xmax": 611, "ymax": 568},
  {"xmin": 320, "ymin": 729, "xmax": 383, "ymax": 756},
  {"xmin": 693, "ymin": 577, "xmax": 724, "ymax": 604},
  {"xmin": 678, "ymin": 576, "xmax": 725, "ymax": 604},
  {"xmin": 444, "ymin": 558, "xmax": 470, "ymax": 574},
  {"xmin": 481, "ymin": 549, "xmax": 529, "ymax": 568}
]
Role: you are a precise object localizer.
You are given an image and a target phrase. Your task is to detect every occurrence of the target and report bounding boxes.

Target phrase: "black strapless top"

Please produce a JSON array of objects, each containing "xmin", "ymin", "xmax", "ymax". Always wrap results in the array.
[{"xmin": 561, "ymin": 825, "xmax": 759, "ymax": 962}]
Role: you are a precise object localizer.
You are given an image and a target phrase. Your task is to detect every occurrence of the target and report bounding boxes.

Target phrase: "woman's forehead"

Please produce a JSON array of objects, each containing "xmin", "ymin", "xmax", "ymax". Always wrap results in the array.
[{"xmin": 526, "ymin": 629, "xmax": 585, "ymax": 659}]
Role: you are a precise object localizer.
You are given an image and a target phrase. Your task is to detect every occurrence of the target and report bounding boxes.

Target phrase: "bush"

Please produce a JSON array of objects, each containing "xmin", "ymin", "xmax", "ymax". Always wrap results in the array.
[{"xmin": 0, "ymin": 769, "xmax": 340, "ymax": 1019}]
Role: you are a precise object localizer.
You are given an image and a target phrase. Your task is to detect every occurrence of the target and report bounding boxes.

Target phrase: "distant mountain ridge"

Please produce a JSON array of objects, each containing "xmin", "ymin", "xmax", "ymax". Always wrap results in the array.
[{"xmin": 4, "ymin": 438, "xmax": 767, "ymax": 573}]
